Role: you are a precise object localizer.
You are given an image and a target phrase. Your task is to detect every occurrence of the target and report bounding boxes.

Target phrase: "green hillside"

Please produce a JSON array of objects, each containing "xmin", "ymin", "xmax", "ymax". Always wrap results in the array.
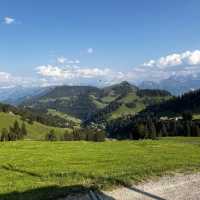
[
  {"xmin": 140, "ymin": 88, "xmax": 200, "ymax": 118},
  {"xmin": 21, "ymin": 81, "xmax": 171, "ymax": 123},
  {"xmin": 0, "ymin": 112, "xmax": 68, "ymax": 140}
]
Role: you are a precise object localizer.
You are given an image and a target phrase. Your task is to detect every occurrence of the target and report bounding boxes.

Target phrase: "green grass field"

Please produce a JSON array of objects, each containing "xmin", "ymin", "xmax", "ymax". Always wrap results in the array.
[
  {"xmin": 0, "ymin": 137, "xmax": 200, "ymax": 200},
  {"xmin": 0, "ymin": 112, "xmax": 69, "ymax": 140}
]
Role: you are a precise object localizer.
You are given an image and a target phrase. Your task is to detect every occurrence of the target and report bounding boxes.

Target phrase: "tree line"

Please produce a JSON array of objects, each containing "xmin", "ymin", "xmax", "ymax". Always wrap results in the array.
[
  {"xmin": 0, "ymin": 120, "xmax": 27, "ymax": 141},
  {"xmin": 106, "ymin": 112, "xmax": 200, "ymax": 140},
  {"xmin": 141, "ymin": 89, "xmax": 200, "ymax": 117},
  {"xmin": 45, "ymin": 128, "xmax": 105, "ymax": 142},
  {"xmin": 0, "ymin": 103, "xmax": 75, "ymax": 128}
]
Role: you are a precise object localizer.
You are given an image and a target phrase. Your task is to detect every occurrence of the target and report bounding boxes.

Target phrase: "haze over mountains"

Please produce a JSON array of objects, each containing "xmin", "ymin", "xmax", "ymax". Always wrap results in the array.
[
  {"xmin": 139, "ymin": 75, "xmax": 200, "ymax": 95},
  {"xmin": 0, "ymin": 74, "xmax": 199, "ymax": 107},
  {"xmin": 0, "ymin": 86, "xmax": 53, "ymax": 105}
]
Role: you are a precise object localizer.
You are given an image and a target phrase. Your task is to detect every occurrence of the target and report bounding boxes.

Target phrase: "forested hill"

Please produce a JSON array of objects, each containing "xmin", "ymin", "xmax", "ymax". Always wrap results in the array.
[
  {"xmin": 140, "ymin": 89, "xmax": 200, "ymax": 117},
  {"xmin": 21, "ymin": 81, "xmax": 171, "ymax": 123},
  {"xmin": 0, "ymin": 102, "xmax": 74, "ymax": 128}
]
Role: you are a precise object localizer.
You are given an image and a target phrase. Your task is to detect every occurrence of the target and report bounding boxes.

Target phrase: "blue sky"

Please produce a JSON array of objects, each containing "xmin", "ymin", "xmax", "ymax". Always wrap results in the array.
[{"xmin": 1, "ymin": 0, "xmax": 200, "ymax": 87}]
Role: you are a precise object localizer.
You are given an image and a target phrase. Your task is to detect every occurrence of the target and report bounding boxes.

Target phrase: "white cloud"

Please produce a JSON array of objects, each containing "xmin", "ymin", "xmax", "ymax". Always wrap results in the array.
[
  {"xmin": 130, "ymin": 50, "xmax": 200, "ymax": 83},
  {"xmin": 36, "ymin": 64, "xmax": 126, "ymax": 86},
  {"xmin": 0, "ymin": 71, "xmax": 24, "ymax": 88},
  {"xmin": 4, "ymin": 49, "xmax": 200, "ymax": 88},
  {"xmin": 37, "ymin": 65, "xmax": 112, "ymax": 79},
  {"xmin": 0, "ymin": 71, "xmax": 45, "ymax": 88},
  {"xmin": 57, "ymin": 56, "xmax": 80, "ymax": 64},
  {"xmin": 3, "ymin": 16, "xmax": 15, "ymax": 25},
  {"xmin": 57, "ymin": 56, "xmax": 67, "ymax": 64},
  {"xmin": 67, "ymin": 59, "xmax": 80, "ymax": 64},
  {"xmin": 0, "ymin": 72, "xmax": 12, "ymax": 82},
  {"xmin": 143, "ymin": 50, "xmax": 200, "ymax": 68},
  {"xmin": 87, "ymin": 48, "xmax": 94, "ymax": 54}
]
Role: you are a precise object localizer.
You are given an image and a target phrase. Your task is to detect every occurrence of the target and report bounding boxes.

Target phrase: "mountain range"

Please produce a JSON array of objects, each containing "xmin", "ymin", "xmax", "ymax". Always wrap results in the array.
[
  {"xmin": 0, "ymin": 86, "xmax": 53, "ymax": 105},
  {"xmin": 1, "ymin": 73, "xmax": 200, "ymax": 106},
  {"xmin": 19, "ymin": 81, "xmax": 171, "ymax": 123},
  {"xmin": 139, "ymin": 75, "xmax": 200, "ymax": 95}
]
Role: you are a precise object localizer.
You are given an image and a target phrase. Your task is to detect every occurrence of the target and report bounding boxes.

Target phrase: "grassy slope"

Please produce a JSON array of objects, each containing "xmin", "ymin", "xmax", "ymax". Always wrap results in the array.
[
  {"xmin": 110, "ymin": 93, "xmax": 169, "ymax": 119},
  {"xmin": 0, "ymin": 137, "xmax": 200, "ymax": 200},
  {"xmin": 193, "ymin": 114, "xmax": 200, "ymax": 120},
  {"xmin": 0, "ymin": 112, "xmax": 68, "ymax": 140},
  {"xmin": 47, "ymin": 109, "xmax": 81, "ymax": 124}
]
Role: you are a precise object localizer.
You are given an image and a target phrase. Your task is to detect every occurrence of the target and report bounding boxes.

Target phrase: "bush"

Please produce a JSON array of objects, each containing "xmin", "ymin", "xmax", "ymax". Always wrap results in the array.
[
  {"xmin": 125, "ymin": 102, "xmax": 136, "ymax": 108},
  {"xmin": 94, "ymin": 130, "xmax": 105, "ymax": 142},
  {"xmin": 45, "ymin": 130, "xmax": 57, "ymax": 141},
  {"xmin": 62, "ymin": 130, "xmax": 74, "ymax": 141}
]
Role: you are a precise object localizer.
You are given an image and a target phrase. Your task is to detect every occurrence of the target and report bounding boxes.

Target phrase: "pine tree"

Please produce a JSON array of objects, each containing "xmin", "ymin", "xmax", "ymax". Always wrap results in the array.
[
  {"xmin": 144, "ymin": 123, "xmax": 149, "ymax": 139},
  {"xmin": 21, "ymin": 122, "xmax": 27, "ymax": 138},
  {"xmin": 182, "ymin": 111, "xmax": 193, "ymax": 121},
  {"xmin": 0, "ymin": 128, "xmax": 9, "ymax": 141},
  {"xmin": 148, "ymin": 121, "xmax": 157, "ymax": 139},
  {"xmin": 160, "ymin": 123, "xmax": 168, "ymax": 137},
  {"xmin": 185, "ymin": 122, "xmax": 191, "ymax": 137},
  {"xmin": 197, "ymin": 125, "xmax": 200, "ymax": 137},
  {"xmin": 8, "ymin": 125, "xmax": 16, "ymax": 141},
  {"xmin": 13, "ymin": 120, "xmax": 21, "ymax": 139}
]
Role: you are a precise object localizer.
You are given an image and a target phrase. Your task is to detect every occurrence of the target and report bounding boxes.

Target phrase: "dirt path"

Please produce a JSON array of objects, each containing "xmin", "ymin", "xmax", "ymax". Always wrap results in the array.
[
  {"xmin": 61, "ymin": 173, "xmax": 200, "ymax": 200},
  {"xmin": 104, "ymin": 173, "xmax": 200, "ymax": 200}
]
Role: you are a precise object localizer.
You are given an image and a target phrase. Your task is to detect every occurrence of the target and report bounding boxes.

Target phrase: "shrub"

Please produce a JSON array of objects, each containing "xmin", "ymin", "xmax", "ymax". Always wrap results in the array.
[
  {"xmin": 125, "ymin": 102, "xmax": 136, "ymax": 108},
  {"xmin": 94, "ymin": 130, "xmax": 106, "ymax": 142},
  {"xmin": 62, "ymin": 130, "xmax": 74, "ymax": 141},
  {"xmin": 45, "ymin": 130, "xmax": 57, "ymax": 141}
]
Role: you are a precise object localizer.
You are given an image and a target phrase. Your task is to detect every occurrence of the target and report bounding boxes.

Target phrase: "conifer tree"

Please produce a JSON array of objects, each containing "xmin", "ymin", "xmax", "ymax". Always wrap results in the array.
[
  {"xmin": 0, "ymin": 128, "xmax": 9, "ymax": 141},
  {"xmin": 13, "ymin": 120, "xmax": 21, "ymax": 139},
  {"xmin": 21, "ymin": 122, "xmax": 28, "ymax": 138}
]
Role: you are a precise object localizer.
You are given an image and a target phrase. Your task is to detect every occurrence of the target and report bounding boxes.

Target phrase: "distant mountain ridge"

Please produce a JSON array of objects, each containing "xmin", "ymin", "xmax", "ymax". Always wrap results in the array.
[
  {"xmin": 139, "ymin": 75, "xmax": 200, "ymax": 95},
  {"xmin": 20, "ymin": 81, "xmax": 171, "ymax": 122},
  {"xmin": 0, "ymin": 86, "xmax": 54, "ymax": 105}
]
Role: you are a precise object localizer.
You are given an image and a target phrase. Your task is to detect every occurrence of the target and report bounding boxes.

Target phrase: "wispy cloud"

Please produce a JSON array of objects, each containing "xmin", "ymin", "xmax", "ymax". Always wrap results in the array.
[
  {"xmin": 57, "ymin": 56, "xmax": 67, "ymax": 64},
  {"xmin": 3, "ymin": 16, "xmax": 15, "ymax": 25},
  {"xmin": 87, "ymin": 48, "xmax": 94, "ymax": 54},
  {"xmin": 57, "ymin": 56, "xmax": 80, "ymax": 65}
]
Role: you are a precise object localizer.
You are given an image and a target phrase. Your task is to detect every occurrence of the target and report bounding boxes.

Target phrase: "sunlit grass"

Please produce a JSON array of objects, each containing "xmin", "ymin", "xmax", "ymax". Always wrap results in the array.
[{"xmin": 0, "ymin": 137, "xmax": 200, "ymax": 199}]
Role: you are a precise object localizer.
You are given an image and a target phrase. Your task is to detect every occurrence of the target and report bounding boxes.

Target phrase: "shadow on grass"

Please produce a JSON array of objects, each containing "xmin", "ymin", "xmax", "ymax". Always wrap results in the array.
[
  {"xmin": 1, "ymin": 164, "xmax": 42, "ymax": 178},
  {"xmin": 0, "ymin": 185, "xmax": 115, "ymax": 200},
  {"xmin": 1, "ymin": 165, "xmax": 166, "ymax": 200},
  {"xmin": 50, "ymin": 171, "xmax": 167, "ymax": 200}
]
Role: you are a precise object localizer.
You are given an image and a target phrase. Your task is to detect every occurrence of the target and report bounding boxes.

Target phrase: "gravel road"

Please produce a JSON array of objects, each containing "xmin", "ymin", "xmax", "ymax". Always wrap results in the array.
[
  {"xmin": 105, "ymin": 173, "xmax": 200, "ymax": 200},
  {"xmin": 61, "ymin": 173, "xmax": 200, "ymax": 200}
]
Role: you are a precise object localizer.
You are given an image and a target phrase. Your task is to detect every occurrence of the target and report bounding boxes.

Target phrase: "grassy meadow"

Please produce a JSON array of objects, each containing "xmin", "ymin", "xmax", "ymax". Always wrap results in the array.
[
  {"xmin": 0, "ymin": 112, "xmax": 69, "ymax": 140},
  {"xmin": 0, "ymin": 137, "xmax": 200, "ymax": 200}
]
